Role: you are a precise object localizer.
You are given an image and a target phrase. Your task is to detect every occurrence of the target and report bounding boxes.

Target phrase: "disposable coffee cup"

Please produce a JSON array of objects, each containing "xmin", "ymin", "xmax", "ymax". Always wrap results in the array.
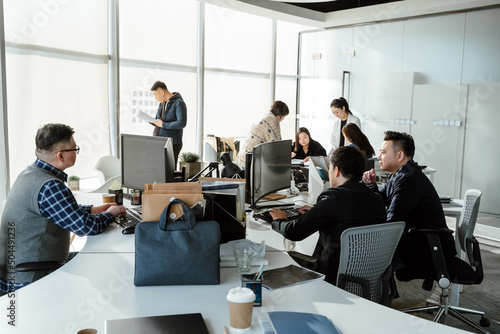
[
  {"xmin": 102, "ymin": 194, "xmax": 115, "ymax": 204},
  {"xmin": 77, "ymin": 329, "xmax": 97, "ymax": 334},
  {"xmin": 227, "ymin": 287, "xmax": 256, "ymax": 329}
]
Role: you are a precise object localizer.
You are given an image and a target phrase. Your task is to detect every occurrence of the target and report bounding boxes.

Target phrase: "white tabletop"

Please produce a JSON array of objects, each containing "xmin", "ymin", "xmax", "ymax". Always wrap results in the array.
[
  {"xmin": 0, "ymin": 252, "xmax": 469, "ymax": 334},
  {"xmin": 0, "ymin": 192, "xmax": 471, "ymax": 334}
]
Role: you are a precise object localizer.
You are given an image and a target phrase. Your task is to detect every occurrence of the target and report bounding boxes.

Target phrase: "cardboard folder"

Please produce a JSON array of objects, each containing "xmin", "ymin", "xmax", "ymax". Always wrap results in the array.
[
  {"xmin": 144, "ymin": 182, "xmax": 202, "ymax": 192},
  {"xmin": 142, "ymin": 182, "xmax": 204, "ymax": 222}
]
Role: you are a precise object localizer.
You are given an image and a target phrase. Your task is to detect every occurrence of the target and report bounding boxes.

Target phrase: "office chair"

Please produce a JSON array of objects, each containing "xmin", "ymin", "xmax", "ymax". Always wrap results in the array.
[
  {"xmin": 87, "ymin": 175, "xmax": 121, "ymax": 193},
  {"xmin": 13, "ymin": 232, "xmax": 80, "ymax": 289},
  {"xmin": 399, "ymin": 191, "xmax": 490, "ymax": 334},
  {"xmin": 220, "ymin": 152, "xmax": 241, "ymax": 178},
  {"xmin": 289, "ymin": 221, "xmax": 405, "ymax": 306},
  {"xmin": 336, "ymin": 221, "xmax": 405, "ymax": 306},
  {"xmin": 95, "ymin": 155, "xmax": 121, "ymax": 184}
]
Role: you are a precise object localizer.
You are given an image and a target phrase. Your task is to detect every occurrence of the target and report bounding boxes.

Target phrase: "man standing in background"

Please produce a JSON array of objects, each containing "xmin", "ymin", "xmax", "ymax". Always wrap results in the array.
[{"xmin": 151, "ymin": 81, "xmax": 187, "ymax": 166}]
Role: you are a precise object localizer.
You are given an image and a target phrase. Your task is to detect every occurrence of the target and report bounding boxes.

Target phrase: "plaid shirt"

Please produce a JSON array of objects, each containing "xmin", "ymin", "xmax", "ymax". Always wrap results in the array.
[
  {"xmin": 35, "ymin": 159, "xmax": 113, "ymax": 236},
  {"xmin": 1, "ymin": 159, "xmax": 114, "ymax": 293}
]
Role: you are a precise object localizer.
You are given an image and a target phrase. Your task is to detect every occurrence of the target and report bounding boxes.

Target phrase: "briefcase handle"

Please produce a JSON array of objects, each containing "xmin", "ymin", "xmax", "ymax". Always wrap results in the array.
[{"xmin": 159, "ymin": 198, "xmax": 196, "ymax": 231}]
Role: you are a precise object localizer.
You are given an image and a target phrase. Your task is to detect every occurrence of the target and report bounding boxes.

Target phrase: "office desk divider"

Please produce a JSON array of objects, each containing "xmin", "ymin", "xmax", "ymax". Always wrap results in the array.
[
  {"xmin": 308, "ymin": 156, "xmax": 330, "ymax": 199},
  {"xmin": 201, "ymin": 177, "xmax": 247, "ymax": 243}
]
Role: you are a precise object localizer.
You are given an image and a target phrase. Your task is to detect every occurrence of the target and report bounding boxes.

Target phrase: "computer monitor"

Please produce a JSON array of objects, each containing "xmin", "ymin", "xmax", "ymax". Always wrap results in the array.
[
  {"xmin": 248, "ymin": 139, "xmax": 292, "ymax": 209},
  {"xmin": 121, "ymin": 134, "xmax": 176, "ymax": 190}
]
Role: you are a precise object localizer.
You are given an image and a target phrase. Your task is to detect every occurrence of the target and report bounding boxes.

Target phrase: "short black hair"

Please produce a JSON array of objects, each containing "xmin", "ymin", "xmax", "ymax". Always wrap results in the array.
[
  {"xmin": 269, "ymin": 100, "xmax": 289, "ymax": 117},
  {"xmin": 35, "ymin": 123, "xmax": 75, "ymax": 152},
  {"xmin": 329, "ymin": 146, "xmax": 365, "ymax": 181},
  {"xmin": 384, "ymin": 131, "xmax": 415, "ymax": 158},
  {"xmin": 150, "ymin": 81, "xmax": 168, "ymax": 91}
]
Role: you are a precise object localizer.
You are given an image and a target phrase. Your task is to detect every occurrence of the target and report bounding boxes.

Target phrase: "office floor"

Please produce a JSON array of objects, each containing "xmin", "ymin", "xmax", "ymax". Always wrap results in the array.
[{"xmin": 391, "ymin": 214, "xmax": 500, "ymax": 334}]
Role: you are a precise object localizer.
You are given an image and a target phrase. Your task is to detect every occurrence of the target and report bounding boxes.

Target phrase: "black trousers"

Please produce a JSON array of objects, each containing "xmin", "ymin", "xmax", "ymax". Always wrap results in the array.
[{"xmin": 173, "ymin": 143, "xmax": 183, "ymax": 168}]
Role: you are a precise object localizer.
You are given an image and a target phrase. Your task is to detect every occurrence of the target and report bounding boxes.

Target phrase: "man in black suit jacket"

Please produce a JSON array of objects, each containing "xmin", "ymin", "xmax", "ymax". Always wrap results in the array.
[
  {"xmin": 362, "ymin": 131, "xmax": 456, "ymax": 279},
  {"xmin": 270, "ymin": 146, "xmax": 387, "ymax": 285}
]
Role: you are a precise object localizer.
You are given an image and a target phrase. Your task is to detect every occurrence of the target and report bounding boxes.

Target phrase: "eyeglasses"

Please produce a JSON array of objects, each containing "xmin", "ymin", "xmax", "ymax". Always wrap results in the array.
[{"xmin": 60, "ymin": 145, "xmax": 80, "ymax": 154}]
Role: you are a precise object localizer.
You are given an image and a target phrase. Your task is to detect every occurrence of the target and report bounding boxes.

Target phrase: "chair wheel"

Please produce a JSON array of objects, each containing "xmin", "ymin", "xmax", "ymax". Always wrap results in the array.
[{"xmin": 480, "ymin": 316, "xmax": 490, "ymax": 327}]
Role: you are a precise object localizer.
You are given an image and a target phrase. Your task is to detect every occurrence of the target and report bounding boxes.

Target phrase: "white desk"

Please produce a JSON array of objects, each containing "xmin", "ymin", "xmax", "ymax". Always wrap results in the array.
[
  {"xmin": 0, "ymin": 193, "xmax": 471, "ymax": 334},
  {"xmin": 0, "ymin": 252, "xmax": 469, "ymax": 334},
  {"xmin": 248, "ymin": 195, "xmax": 318, "ymax": 255}
]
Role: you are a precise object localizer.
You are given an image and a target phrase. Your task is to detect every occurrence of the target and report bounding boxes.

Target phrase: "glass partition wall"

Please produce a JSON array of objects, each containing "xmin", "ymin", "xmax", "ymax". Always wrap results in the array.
[{"xmin": 297, "ymin": 8, "xmax": 500, "ymax": 214}]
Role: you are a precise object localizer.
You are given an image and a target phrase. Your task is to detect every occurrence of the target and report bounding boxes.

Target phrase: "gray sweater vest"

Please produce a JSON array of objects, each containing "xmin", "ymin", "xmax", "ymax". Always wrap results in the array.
[{"xmin": 0, "ymin": 163, "xmax": 70, "ymax": 284}]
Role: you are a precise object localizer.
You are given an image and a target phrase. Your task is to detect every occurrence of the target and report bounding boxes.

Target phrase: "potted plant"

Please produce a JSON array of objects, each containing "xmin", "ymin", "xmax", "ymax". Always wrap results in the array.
[
  {"xmin": 68, "ymin": 175, "xmax": 80, "ymax": 191},
  {"xmin": 179, "ymin": 152, "xmax": 202, "ymax": 179}
]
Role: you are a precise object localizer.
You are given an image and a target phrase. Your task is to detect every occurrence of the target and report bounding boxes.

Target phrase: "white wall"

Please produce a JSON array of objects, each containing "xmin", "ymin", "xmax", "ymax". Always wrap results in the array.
[{"xmin": 298, "ymin": 7, "xmax": 500, "ymax": 214}]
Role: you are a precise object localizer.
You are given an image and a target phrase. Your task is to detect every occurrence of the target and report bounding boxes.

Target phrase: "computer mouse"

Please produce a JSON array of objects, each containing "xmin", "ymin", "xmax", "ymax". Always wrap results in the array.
[{"xmin": 122, "ymin": 226, "xmax": 135, "ymax": 235}]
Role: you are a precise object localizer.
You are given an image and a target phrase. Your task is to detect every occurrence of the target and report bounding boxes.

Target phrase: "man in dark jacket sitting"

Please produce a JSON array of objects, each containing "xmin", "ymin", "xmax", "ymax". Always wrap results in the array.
[
  {"xmin": 362, "ymin": 131, "xmax": 456, "ymax": 280},
  {"xmin": 270, "ymin": 146, "xmax": 387, "ymax": 285}
]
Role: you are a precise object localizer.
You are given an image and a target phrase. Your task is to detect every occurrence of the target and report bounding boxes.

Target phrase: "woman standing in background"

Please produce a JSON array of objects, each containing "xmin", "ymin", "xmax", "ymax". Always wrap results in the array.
[
  {"xmin": 329, "ymin": 97, "xmax": 361, "ymax": 154},
  {"xmin": 235, "ymin": 100, "xmax": 289, "ymax": 167}
]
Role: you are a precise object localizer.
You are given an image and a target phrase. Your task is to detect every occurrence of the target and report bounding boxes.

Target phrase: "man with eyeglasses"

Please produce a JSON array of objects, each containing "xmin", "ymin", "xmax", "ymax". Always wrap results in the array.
[{"xmin": 0, "ymin": 123, "xmax": 126, "ymax": 295}]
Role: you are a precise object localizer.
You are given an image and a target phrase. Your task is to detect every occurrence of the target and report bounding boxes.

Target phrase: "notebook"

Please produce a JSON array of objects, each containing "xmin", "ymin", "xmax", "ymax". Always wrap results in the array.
[
  {"xmin": 105, "ymin": 313, "xmax": 210, "ymax": 334},
  {"xmin": 261, "ymin": 264, "xmax": 324, "ymax": 290},
  {"xmin": 264, "ymin": 311, "xmax": 342, "ymax": 334}
]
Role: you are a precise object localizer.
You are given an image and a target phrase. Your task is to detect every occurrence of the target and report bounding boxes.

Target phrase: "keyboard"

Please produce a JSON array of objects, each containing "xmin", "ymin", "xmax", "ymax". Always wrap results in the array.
[
  {"xmin": 253, "ymin": 207, "xmax": 301, "ymax": 224},
  {"xmin": 200, "ymin": 179, "xmax": 240, "ymax": 191},
  {"xmin": 115, "ymin": 208, "xmax": 142, "ymax": 229}
]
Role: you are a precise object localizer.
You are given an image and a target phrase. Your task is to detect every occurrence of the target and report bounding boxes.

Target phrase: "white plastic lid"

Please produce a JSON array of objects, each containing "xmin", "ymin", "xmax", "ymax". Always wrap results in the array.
[{"xmin": 226, "ymin": 287, "xmax": 256, "ymax": 303}]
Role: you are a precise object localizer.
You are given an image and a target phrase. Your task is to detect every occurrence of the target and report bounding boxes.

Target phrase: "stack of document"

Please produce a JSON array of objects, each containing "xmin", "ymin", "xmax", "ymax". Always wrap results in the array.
[
  {"xmin": 219, "ymin": 240, "xmax": 268, "ymax": 267},
  {"xmin": 439, "ymin": 194, "xmax": 452, "ymax": 203}
]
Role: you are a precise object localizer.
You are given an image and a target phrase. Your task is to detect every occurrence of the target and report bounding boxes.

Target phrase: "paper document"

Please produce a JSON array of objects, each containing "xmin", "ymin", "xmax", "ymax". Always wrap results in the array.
[
  {"xmin": 137, "ymin": 110, "xmax": 156, "ymax": 123},
  {"xmin": 261, "ymin": 264, "xmax": 324, "ymax": 290}
]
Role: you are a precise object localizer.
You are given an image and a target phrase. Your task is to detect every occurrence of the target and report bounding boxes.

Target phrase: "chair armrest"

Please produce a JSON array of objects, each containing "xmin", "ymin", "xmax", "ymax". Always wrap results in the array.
[
  {"xmin": 287, "ymin": 251, "xmax": 318, "ymax": 271},
  {"xmin": 337, "ymin": 274, "xmax": 372, "ymax": 300},
  {"xmin": 408, "ymin": 227, "xmax": 454, "ymax": 235},
  {"xmin": 287, "ymin": 251, "xmax": 317, "ymax": 264},
  {"xmin": 14, "ymin": 261, "xmax": 65, "ymax": 272},
  {"xmin": 407, "ymin": 228, "xmax": 451, "ymax": 288},
  {"xmin": 466, "ymin": 236, "xmax": 484, "ymax": 284}
]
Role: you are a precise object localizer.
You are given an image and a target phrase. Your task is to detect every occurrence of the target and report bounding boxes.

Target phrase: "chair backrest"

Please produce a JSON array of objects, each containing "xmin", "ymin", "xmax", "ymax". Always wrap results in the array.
[
  {"xmin": 87, "ymin": 175, "xmax": 121, "ymax": 193},
  {"xmin": 95, "ymin": 156, "xmax": 121, "ymax": 183},
  {"xmin": 457, "ymin": 189, "xmax": 482, "ymax": 264},
  {"xmin": 0, "ymin": 199, "xmax": 6, "ymax": 220},
  {"xmin": 337, "ymin": 221, "xmax": 405, "ymax": 303}
]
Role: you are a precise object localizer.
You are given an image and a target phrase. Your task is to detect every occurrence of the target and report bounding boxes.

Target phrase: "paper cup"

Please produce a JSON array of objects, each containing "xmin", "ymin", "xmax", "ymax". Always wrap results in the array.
[
  {"xmin": 227, "ymin": 287, "xmax": 256, "ymax": 329},
  {"xmin": 102, "ymin": 194, "xmax": 115, "ymax": 204},
  {"xmin": 77, "ymin": 329, "xmax": 97, "ymax": 334}
]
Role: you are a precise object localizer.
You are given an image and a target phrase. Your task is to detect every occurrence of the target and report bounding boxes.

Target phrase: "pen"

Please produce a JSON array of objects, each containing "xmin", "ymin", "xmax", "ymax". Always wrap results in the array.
[{"xmin": 254, "ymin": 261, "xmax": 265, "ymax": 281}]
